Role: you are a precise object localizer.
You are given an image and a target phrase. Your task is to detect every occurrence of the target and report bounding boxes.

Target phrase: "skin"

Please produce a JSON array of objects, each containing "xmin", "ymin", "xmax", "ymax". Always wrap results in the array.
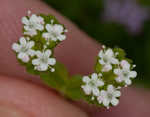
[{"xmin": 0, "ymin": 0, "xmax": 150, "ymax": 116}]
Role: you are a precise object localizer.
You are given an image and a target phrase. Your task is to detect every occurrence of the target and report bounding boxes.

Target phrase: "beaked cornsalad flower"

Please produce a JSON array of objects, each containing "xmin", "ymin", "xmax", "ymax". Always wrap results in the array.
[
  {"xmin": 80, "ymin": 46, "xmax": 137, "ymax": 108},
  {"xmin": 81, "ymin": 73, "xmax": 104, "ymax": 96},
  {"xmin": 22, "ymin": 14, "xmax": 45, "ymax": 36},
  {"xmin": 12, "ymin": 11, "xmax": 137, "ymax": 109},
  {"xmin": 32, "ymin": 49, "xmax": 56, "ymax": 72},
  {"xmin": 12, "ymin": 37, "xmax": 35, "ymax": 63},
  {"xmin": 97, "ymin": 85, "xmax": 121, "ymax": 109},
  {"xmin": 12, "ymin": 12, "xmax": 66, "ymax": 72}
]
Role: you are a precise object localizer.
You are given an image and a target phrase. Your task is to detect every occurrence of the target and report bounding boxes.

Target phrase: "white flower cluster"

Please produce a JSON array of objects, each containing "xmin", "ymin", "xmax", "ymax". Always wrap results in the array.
[
  {"xmin": 12, "ymin": 13, "xmax": 67, "ymax": 72},
  {"xmin": 98, "ymin": 48, "xmax": 119, "ymax": 72},
  {"xmin": 98, "ymin": 47, "xmax": 137, "ymax": 86},
  {"xmin": 42, "ymin": 23, "xmax": 66, "ymax": 42},
  {"xmin": 114, "ymin": 60, "xmax": 137, "ymax": 86},
  {"xmin": 82, "ymin": 73, "xmax": 104, "ymax": 97},
  {"xmin": 22, "ymin": 13, "xmax": 66, "ymax": 41},
  {"xmin": 82, "ymin": 73, "xmax": 121, "ymax": 109},
  {"xmin": 81, "ymin": 46, "xmax": 137, "ymax": 108},
  {"xmin": 22, "ymin": 14, "xmax": 45, "ymax": 36},
  {"xmin": 12, "ymin": 37, "xmax": 35, "ymax": 63}
]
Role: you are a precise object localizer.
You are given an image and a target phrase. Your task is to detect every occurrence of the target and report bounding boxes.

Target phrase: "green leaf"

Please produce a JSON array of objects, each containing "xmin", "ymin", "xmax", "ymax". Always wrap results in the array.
[
  {"xmin": 114, "ymin": 48, "xmax": 126, "ymax": 60},
  {"xmin": 95, "ymin": 57, "xmax": 103, "ymax": 73},
  {"xmin": 26, "ymin": 62, "xmax": 40, "ymax": 75},
  {"xmin": 65, "ymin": 75, "xmax": 85, "ymax": 100},
  {"xmin": 40, "ymin": 14, "xmax": 59, "ymax": 24},
  {"xmin": 40, "ymin": 62, "xmax": 69, "ymax": 91}
]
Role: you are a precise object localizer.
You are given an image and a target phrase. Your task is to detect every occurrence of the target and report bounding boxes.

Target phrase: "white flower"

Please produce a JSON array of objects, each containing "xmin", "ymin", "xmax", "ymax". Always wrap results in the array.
[
  {"xmin": 98, "ymin": 48, "xmax": 119, "ymax": 72},
  {"xmin": 12, "ymin": 37, "xmax": 35, "ymax": 63},
  {"xmin": 114, "ymin": 60, "xmax": 137, "ymax": 85},
  {"xmin": 42, "ymin": 24, "xmax": 66, "ymax": 42},
  {"xmin": 81, "ymin": 73, "xmax": 104, "ymax": 96},
  {"xmin": 22, "ymin": 14, "xmax": 44, "ymax": 36},
  {"xmin": 97, "ymin": 85, "xmax": 121, "ymax": 108},
  {"xmin": 32, "ymin": 49, "xmax": 56, "ymax": 71}
]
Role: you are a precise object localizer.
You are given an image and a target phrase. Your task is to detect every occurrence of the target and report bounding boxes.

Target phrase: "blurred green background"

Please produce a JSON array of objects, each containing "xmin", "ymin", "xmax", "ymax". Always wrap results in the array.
[{"xmin": 43, "ymin": 0, "xmax": 150, "ymax": 88}]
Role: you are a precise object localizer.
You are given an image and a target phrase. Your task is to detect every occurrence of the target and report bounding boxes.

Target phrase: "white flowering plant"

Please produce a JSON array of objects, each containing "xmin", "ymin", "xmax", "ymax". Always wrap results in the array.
[
  {"xmin": 12, "ymin": 11, "xmax": 137, "ymax": 109},
  {"xmin": 12, "ymin": 12, "xmax": 68, "ymax": 91}
]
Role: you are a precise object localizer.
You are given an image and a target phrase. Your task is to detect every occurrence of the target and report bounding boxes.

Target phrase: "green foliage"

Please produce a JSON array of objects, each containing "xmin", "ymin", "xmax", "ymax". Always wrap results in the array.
[
  {"xmin": 27, "ymin": 60, "xmax": 87, "ymax": 101},
  {"xmin": 65, "ymin": 75, "xmax": 85, "ymax": 100},
  {"xmin": 113, "ymin": 48, "xmax": 126, "ymax": 60},
  {"xmin": 26, "ymin": 61, "xmax": 68, "ymax": 91},
  {"xmin": 40, "ymin": 64, "xmax": 68, "ymax": 93}
]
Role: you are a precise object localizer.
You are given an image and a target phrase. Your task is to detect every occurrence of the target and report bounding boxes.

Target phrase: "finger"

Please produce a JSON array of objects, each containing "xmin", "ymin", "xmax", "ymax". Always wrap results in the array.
[
  {"xmin": 0, "ymin": 75, "xmax": 88, "ymax": 117},
  {"xmin": 0, "ymin": 0, "xmax": 101, "ymax": 81}
]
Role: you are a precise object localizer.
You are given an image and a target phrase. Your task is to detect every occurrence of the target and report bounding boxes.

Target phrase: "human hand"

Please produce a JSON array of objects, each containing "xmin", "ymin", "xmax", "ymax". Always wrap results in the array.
[{"xmin": 0, "ymin": 0, "xmax": 150, "ymax": 116}]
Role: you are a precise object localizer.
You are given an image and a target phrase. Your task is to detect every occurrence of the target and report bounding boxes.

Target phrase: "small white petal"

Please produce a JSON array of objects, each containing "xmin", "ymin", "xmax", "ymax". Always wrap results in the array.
[
  {"xmin": 12, "ymin": 43, "xmax": 20, "ymax": 52},
  {"xmin": 115, "ymin": 77, "xmax": 123, "ymax": 82},
  {"xmin": 82, "ymin": 85, "xmax": 91, "ymax": 95},
  {"xmin": 38, "ymin": 16, "xmax": 44, "ymax": 24},
  {"xmin": 102, "ymin": 64, "xmax": 112, "ymax": 72},
  {"xmin": 92, "ymin": 88, "xmax": 100, "ymax": 96},
  {"xmin": 129, "ymin": 71, "xmax": 137, "ymax": 78},
  {"xmin": 105, "ymin": 49, "xmax": 113, "ymax": 57},
  {"xmin": 40, "ymin": 64, "xmax": 48, "ymax": 71},
  {"xmin": 36, "ymin": 51, "xmax": 42, "ymax": 58},
  {"xmin": 111, "ymin": 98, "xmax": 119, "ymax": 106},
  {"xmin": 121, "ymin": 60, "xmax": 130, "ymax": 70},
  {"xmin": 28, "ymin": 41, "xmax": 35, "ymax": 48},
  {"xmin": 51, "ymin": 37, "xmax": 57, "ymax": 41},
  {"xmin": 22, "ymin": 17, "xmax": 29, "ymax": 25},
  {"xmin": 18, "ymin": 53, "xmax": 29, "ymax": 63},
  {"xmin": 114, "ymin": 91, "xmax": 121, "ymax": 97},
  {"xmin": 125, "ymin": 78, "xmax": 132, "ymax": 85},
  {"xmin": 99, "ymin": 59, "xmax": 105, "ymax": 65},
  {"xmin": 19, "ymin": 37, "xmax": 26, "ymax": 45},
  {"xmin": 98, "ymin": 51, "xmax": 103, "ymax": 58},
  {"xmin": 36, "ymin": 24, "xmax": 44, "ymax": 31},
  {"xmin": 22, "ymin": 56, "xmax": 30, "ymax": 63},
  {"xmin": 96, "ymin": 80, "xmax": 104, "ymax": 87},
  {"xmin": 18, "ymin": 53, "xmax": 25, "ymax": 59},
  {"xmin": 83, "ymin": 76, "xmax": 90, "ymax": 83},
  {"xmin": 91, "ymin": 73, "xmax": 98, "ymax": 80},
  {"xmin": 48, "ymin": 58, "xmax": 56, "ymax": 65},
  {"xmin": 24, "ymin": 29, "xmax": 37, "ymax": 36},
  {"xmin": 46, "ymin": 24, "xmax": 53, "ymax": 32},
  {"xmin": 58, "ymin": 35, "xmax": 66, "ymax": 41},
  {"xmin": 103, "ymin": 98, "xmax": 110, "ymax": 107},
  {"xmin": 45, "ymin": 49, "xmax": 52, "ymax": 57},
  {"xmin": 43, "ymin": 33, "xmax": 50, "ymax": 39},
  {"xmin": 107, "ymin": 85, "xmax": 114, "ymax": 93},
  {"xmin": 114, "ymin": 69, "xmax": 121, "ymax": 75},
  {"xmin": 111, "ymin": 58, "xmax": 119, "ymax": 64},
  {"xmin": 28, "ymin": 49, "xmax": 35, "ymax": 56},
  {"xmin": 30, "ymin": 14, "xmax": 37, "ymax": 22},
  {"xmin": 32, "ymin": 59, "xmax": 40, "ymax": 65},
  {"xmin": 54, "ymin": 24, "xmax": 64, "ymax": 33},
  {"xmin": 97, "ymin": 96, "xmax": 103, "ymax": 104}
]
